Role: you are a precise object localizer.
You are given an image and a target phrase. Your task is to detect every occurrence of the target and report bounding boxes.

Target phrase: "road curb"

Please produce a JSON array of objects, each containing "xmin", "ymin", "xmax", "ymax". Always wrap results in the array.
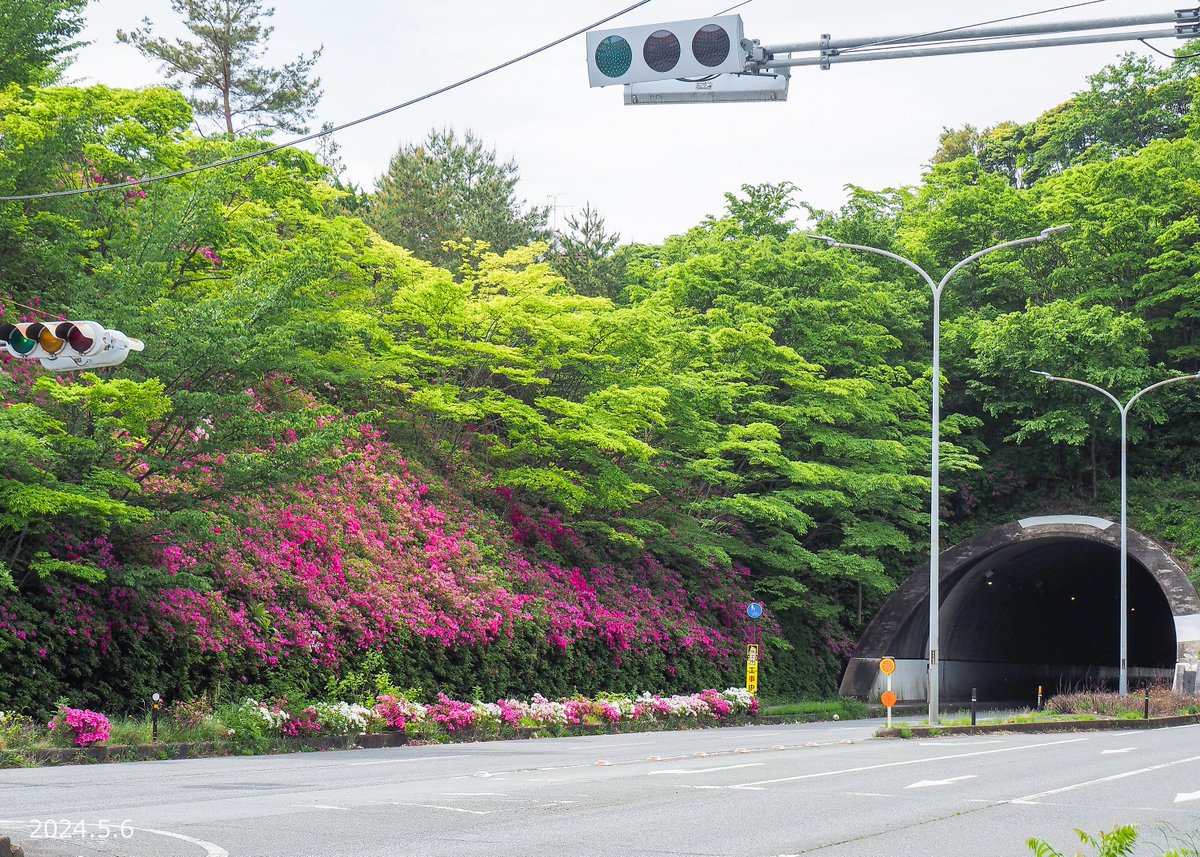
[{"xmin": 876, "ymin": 712, "xmax": 1200, "ymax": 737}]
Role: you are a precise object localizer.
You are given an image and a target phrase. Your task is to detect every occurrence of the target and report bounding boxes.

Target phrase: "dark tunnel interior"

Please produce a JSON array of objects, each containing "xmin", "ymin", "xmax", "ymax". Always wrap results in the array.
[{"xmin": 889, "ymin": 537, "xmax": 1177, "ymax": 701}]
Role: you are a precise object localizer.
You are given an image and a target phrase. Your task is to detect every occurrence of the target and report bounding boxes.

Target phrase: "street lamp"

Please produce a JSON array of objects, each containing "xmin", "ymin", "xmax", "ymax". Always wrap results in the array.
[
  {"xmin": 808, "ymin": 225, "xmax": 1070, "ymax": 723},
  {"xmin": 1030, "ymin": 370, "xmax": 1200, "ymax": 694}
]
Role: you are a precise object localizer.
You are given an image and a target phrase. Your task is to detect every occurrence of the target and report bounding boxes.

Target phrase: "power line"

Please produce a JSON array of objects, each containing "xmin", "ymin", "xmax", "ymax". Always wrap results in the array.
[
  {"xmin": 1139, "ymin": 37, "xmax": 1200, "ymax": 59},
  {"xmin": 836, "ymin": 0, "xmax": 1110, "ymax": 55},
  {"xmin": 712, "ymin": 0, "xmax": 756, "ymax": 15},
  {"xmin": 0, "ymin": 0, "xmax": 653, "ymax": 203}
]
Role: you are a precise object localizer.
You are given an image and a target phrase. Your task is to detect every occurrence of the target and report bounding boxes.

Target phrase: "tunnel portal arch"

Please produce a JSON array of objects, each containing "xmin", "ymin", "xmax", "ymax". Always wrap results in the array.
[{"xmin": 840, "ymin": 516, "xmax": 1200, "ymax": 704}]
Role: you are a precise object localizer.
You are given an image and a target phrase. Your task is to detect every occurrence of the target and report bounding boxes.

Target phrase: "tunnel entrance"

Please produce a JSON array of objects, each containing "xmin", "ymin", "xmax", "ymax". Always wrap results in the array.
[{"xmin": 840, "ymin": 516, "xmax": 1200, "ymax": 705}]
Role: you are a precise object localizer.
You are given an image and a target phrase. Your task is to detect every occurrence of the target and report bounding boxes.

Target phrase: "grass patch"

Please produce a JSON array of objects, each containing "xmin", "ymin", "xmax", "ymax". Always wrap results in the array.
[{"xmin": 760, "ymin": 698, "xmax": 866, "ymax": 720}]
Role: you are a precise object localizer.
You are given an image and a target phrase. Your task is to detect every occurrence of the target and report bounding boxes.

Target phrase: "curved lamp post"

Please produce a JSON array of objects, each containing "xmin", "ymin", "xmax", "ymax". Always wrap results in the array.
[
  {"xmin": 1030, "ymin": 370, "xmax": 1200, "ymax": 694},
  {"xmin": 808, "ymin": 225, "xmax": 1070, "ymax": 724}
]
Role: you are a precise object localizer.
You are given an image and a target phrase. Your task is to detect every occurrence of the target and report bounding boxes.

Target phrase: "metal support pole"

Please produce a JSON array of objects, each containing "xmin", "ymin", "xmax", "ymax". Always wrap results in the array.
[
  {"xmin": 970, "ymin": 688, "xmax": 977, "ymax": 726},
  {"xmin": 760, "ymin": 28, "xmax": 1180, "ymax": 69},
  {"xmin": 1120, "ymin": 407, "xmax": 1129, "ymax": 695},
  {"xmin": 1031, "ymin": 371, "xmax": 1200, "ymax": 694},
  {"xmin": 760, "ymin": 13, "xmax": 1181, "ymax": 54},
  {"xmin": 810, "ymin": 227, "xmax": 1069, "ymax": 724}
]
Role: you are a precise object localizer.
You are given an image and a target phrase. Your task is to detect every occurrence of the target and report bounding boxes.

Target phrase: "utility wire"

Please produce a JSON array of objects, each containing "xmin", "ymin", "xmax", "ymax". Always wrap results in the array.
[
  {"xmin": 712, "ymin": 0, "xmax": 755, "ymax": 15},
  {"xmin": 835, "ymin": 0, "xmax": 1110, "ymax": 55},
  {"xmin": 1139, "ymin": 38, "xmax": 1200, "ymax": 59},
  {"xmin": 0, "ymin": 0, "xmax": 653, "ymax": 203}
]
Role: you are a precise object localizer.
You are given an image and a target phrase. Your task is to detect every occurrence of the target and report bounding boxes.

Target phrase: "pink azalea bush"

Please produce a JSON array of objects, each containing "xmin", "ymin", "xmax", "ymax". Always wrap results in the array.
[
  {"xmin": 47, "ymin": 705, "xmax": 111, "ymax": 747},
  {"xmin": 139, "ymin": 428, "xmax": 763, "ymax": 691}
]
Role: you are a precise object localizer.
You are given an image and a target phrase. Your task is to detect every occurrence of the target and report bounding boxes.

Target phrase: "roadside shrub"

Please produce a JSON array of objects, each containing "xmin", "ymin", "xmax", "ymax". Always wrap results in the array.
[{"xmin": 46, "ymin": 705, "xmax": 111, "ymax": 747}]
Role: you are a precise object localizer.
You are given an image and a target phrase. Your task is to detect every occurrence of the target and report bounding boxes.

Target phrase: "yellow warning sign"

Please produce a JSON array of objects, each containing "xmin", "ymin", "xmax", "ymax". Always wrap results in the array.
[
  {"xmin": 746, "ymin": 644, "xmax": 760, "ymax": 665},
  {"xmin": 746, "ymin": 663, "xmax": 758, "ymax": 695}
]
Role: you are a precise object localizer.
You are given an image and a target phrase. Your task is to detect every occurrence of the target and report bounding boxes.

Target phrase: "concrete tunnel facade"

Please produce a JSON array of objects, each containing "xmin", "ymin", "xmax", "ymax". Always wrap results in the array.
[{"xmin": 839, "ymin": 515, "xmax": 1200, "ymax": 704}]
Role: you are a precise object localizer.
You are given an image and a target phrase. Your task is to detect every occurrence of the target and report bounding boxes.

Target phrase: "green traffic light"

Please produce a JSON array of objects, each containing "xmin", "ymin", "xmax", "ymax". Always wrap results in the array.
[
  {"xmin": 595, "ymin": 35, "xmax": 633, "ymax": 78},
  {"xmin": 2, "ymin": 322, "xmax": 38, "ymax": 355}
]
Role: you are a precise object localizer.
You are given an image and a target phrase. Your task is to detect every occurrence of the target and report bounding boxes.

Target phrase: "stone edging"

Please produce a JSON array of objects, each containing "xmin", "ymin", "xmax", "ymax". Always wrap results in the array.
[
  {"xmin": 0, "ymin": 731, "xmax": 410, "ymax": 766},
  {"xmin": 876, "ymin": 712, "xmax": 1200, "ymax": 738}
]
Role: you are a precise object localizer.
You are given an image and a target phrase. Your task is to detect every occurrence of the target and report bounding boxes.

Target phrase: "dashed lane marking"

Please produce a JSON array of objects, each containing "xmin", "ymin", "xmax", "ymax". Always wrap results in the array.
[
  {"xmin": 649, "ymin": 763, "xmax": 765, "ymax": 776},
  {"xmin": 392, "ymin": 803, "xmax": 494, "ymax": 815}
]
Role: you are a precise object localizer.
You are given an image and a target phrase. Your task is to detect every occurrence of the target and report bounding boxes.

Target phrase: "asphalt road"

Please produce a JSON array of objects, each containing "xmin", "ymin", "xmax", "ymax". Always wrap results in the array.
[{"xmin": 2, "ymin": 718, "xmax": 1200, "ymax": 856}]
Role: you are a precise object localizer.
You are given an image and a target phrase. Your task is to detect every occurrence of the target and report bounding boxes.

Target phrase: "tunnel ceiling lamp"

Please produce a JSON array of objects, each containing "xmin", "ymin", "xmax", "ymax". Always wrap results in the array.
[
  {"xmin": 805, "ymin": 226, "xmax": 1072, "ymax": 725},
  {"xmin": 1030, "ymin": 368, "xmax": 1200, "ymax": 694}
]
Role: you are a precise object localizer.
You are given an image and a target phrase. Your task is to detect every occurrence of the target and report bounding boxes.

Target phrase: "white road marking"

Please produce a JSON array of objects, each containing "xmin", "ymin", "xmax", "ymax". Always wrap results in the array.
[
  {"xmin": 680, "ymin": 784, "xmax": 765, "ymax": 790},
  {"xmin": 649, "ymin": 763, "xmax": 765, "ymax": 776},
  {"xmin": 439, "ymin": 792, "xmax": 505, "ymax": 797},
  {"xmin": 392, "ymin": 803, "xmax": 493, "ymax": 815},
  {"xmin": 1009, "ymin": 753, "xmax": 1200, "ymax": 804},
  {"xmin": 1101, "ymin": 747, "xmax": 1137, "ymax": 754},
  {"xmin": 905, "ymin": 775, "xmax": 977, "ymax": 789},
  {"xmin": 292, "ymin": 804, "xmax": 345, "ymax": 810},
  {"xmin": 730, "ymin": 736, "xmax": 1090, "ymax": 789},
  {"xmin": 918, "ymin": 740, "xmax": 1000, "ymax": 747},
  {"xmin": 1175, "ymin": 791, "xmax": 1200, "ymax": 804},
  {"xmin": 347, "ymin": 754, "xmax": 470, "ymax": 766},
  {"xmin": 132, "ymin": 827, "xmax": 229, "ymax": 857},
  {"xmin": 848, "ymin": 792, "xmax": 890, "ymax": 797}
]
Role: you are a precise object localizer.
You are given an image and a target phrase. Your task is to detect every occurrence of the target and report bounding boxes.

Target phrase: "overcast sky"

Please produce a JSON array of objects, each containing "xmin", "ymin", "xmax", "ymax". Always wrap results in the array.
[{"xmin": 69, "ymin": 0, "xmax": 1179, "ymax": 244}]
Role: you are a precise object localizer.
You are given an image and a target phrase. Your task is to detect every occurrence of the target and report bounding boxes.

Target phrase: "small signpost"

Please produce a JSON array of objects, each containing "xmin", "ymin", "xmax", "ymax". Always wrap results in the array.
[
  {"xmin": 879, "ymin": 657, "xmax": 897, "ymax": 728},
  {"xmin": 745, "ymin": 602, "xmax": 762, "ymax": 695}
]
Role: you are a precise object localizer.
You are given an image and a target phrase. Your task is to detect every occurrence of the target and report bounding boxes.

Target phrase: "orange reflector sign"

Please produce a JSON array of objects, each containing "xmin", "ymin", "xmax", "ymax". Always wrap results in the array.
[{"xmin": 881, "ymin": 690, "xmax": 897, "ymax": 708}]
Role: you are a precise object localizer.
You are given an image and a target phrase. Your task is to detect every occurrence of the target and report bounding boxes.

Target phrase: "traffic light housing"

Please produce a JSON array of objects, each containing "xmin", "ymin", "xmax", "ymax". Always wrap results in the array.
[
  {"xmin": 586, "ymin": 15, "xmax": 749, "ymax": 87},
  {"xmin": 0, "ymin": 321, "xmax": 144, "ymax": 370}
]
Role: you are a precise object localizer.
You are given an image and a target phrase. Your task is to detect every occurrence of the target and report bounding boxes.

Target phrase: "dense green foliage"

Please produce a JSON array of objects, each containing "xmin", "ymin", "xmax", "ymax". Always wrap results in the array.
[{"xmin": 2, "ymin": 35, "xmax": 1200, "ymax": 716}]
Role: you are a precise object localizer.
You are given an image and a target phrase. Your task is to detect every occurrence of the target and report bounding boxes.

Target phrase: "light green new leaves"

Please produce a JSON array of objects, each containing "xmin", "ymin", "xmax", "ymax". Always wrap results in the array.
[{"xmin": 0, "ymin": 373, "xmax": 169, "ymax": 583}]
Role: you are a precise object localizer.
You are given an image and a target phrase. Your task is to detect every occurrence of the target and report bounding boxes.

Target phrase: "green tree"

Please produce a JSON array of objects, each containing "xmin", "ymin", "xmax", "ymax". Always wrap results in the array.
[
  {"xmin": 551, "ymin": 202, "xmax": 625, "ymax": 300},
  {"xmin": 0, "ymin": 0, "xmax": 87, "ymax": 88},
  {"xmin": 117, "ymin": 0, "xmax": 323, "ymax": 135},
  {"xmin": 365, "ymin": 127, "xmax": 550, "ymax": 273},
  {"xmin": 959, "ymin": 300, "xmax": 1153, "ymax": 502}
]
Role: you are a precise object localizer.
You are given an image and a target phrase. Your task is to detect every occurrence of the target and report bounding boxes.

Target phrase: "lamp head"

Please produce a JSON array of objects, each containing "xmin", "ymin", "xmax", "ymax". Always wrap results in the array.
[
  {"xmin": 1030, "ymin": 370, "xmax": 1053, "ymax": 379},
  {"xmin": 804, "ymin": 233, "xmax": 839, "ymax": 247},
  {"xmin": 1037, "ymin": 225, "xmax": 1072, "ymax": 241}
]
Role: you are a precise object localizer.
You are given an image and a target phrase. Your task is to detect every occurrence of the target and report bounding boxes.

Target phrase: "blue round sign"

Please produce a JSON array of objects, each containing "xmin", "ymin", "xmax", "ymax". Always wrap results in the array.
[{"xmin": 746, "ymin": 602, "xmax": 763, "ymax": 619}]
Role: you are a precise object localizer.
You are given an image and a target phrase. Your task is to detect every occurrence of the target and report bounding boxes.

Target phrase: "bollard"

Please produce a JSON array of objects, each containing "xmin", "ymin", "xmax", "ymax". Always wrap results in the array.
[
  {"xmin": 1036, "ymin": 685, "xmax": 1043, "ymax": 711},
  {"xmin": 152, "ymin": 692, "xmax": 161, "ymax": 742},
  {"xmin": 970, "ymin": 687, "xmax": 977, "ymax": 726},
  {"xmin": 1144, "ymin": 687, "xmax": 1151, "ymax": 720}
]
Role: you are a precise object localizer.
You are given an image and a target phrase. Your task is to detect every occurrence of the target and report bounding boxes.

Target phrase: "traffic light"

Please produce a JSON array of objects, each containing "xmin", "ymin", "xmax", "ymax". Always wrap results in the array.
[
  {"xmin": 586, "ymin": 15, "xmax": 749, "ymax": 87},
  {"xmin": 0, "ymin": 320, "xmax": 144, "ymax": 370}
]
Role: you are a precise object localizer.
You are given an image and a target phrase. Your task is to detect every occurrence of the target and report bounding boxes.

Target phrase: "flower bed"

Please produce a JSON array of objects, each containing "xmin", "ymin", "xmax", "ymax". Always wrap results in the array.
[{"xmin": 1, "ymin": 688, "xmax": 760, "ymax": 763}]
